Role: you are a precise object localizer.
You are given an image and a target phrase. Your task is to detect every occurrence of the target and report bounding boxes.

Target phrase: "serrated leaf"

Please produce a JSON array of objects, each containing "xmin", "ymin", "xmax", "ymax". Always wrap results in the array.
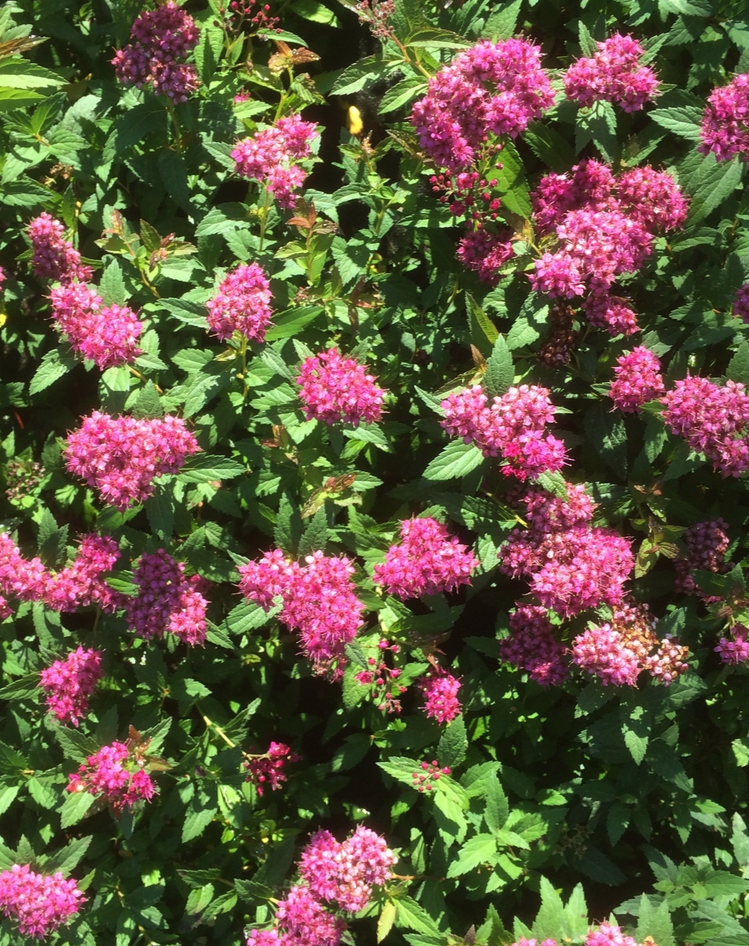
[
  {"xmin": 467, "ymin": 294, "xmax": 499, "ymax": 357},
  {"xmin": 446, "ymin": 833, "xmax": 498, "ymax": 877},
  {"xmin": 378, "ymin": 74, "xmax": 428, "ymax": 114},
  {"xmin": 484, "ymin": 776, "xmax": 509, "ymax": 832},
  {"xmin": 687, "ymin": 154, "xmax": 744, "ymax": 224},
  {"xmin": 437, "ymin": 716, "xmax": 467, "ymax": 769},
  {"xmin": 650, "ymin": 106, "xmax": 703, "ymax": 141},
  {"xmin": 178, "ymin": 456, "xmax": 245, "ymax": 483},
  {"xmin": 99, "ymin": 262, "xmax": 128, "ymax": 307},
  {"xmin": 131, "ymin": 382, "xmax": 164, "ymax": 420},
  {"xmin": 29, "ymin": 348, "xmax": 77, "ymax": 395},
  {"xmin": 635, "ymin": 893, "xmax": 675, "ymax": 946},
  {"xmin": 394, "ymin": 896, "xmax": 442, "ymax": 936},
  {"xmin": 378, "ymin": 901, "xmax": 397, "ymax": 942},
  {"xmin": 182, "ymin": 801, "xmax": 218, "ymax": 843},
  {"xmin": 727, "ymin": 341, "xmax": 749, "ymax": 386},
  {"xmin": 59, "ymin": 790, "xmax": 95, "ymax": 829},
  {"xmin": 482, "ymin": 0, "xmax": 523, "ymax": 39},
  {"xmin": 297, "ymin": 505, "xmax": 328, "ymax": 558},
  {"xmin": 423, "ymin": 441, "xmax": 484, "ymax": 481},
  {"xmin": 483, "ymin": 335, "xmax": 513, "ymax": 400}
]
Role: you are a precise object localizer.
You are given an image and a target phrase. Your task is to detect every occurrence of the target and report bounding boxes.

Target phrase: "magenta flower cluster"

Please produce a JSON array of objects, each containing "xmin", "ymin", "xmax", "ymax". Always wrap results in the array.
[
  {"xmin": 501, "ymin": 605, "xmax": 569, "ymax": 687},
  {"xmin": 526, "ymin": 159, "xmax": 687, "ymax": 333},
  {"xmin": 206, "ymin": 262, "xmax": 273, "ymax": 342},
  {"xmin": 418, "ymin": 669, "xmax": 462, "ymax": 724},
  {"xmin": 64, "ymin": 411, "xmax": 200, "ymax": 509},
  {"xmin": 112, "ymin": 1, "xmax": 200, "ymax": 102},
  {"xmin": 572, "ymin": 623, "xmax": 640, "ymax": 686},
  {"xmin": 733, "ymin": 284, "xmax": 749, "ymax": 322},
  {"xmin": 608, "ymin": 346, "xmax": 665, "ymax": 413},
  {"xmin": 564, "ymin": 34, "xmax": 659, "ymax": 112},
  {"xmin": 715, "ymin": 625, "xmax": 749, "ymax": 665},
  {"xmin": 674, "ymin": 519, "xmax": 731, "ymax": 596},
  {"xmin": 440, "ymin": 383, "xmax": 567, "ymax": 480},
  {"xmin": 126, "ymin": 550, "xmax": 209, "ymax": 646},
  {"xmin": 39, "ymin": 647, "xmax": 103, "ymax": 727},
  {"xmin": 500, "ymin": 484, "xmax": 634, "ymax": 617},
  {"xmin": 28, "ymin": 213, "xmax": 91, "ymax": 284},
  {"xmin": 244, "ymin": 741, "xmax": 299, "ymax": 796},
  {"xmin": 49, "ymin": 282, "xmax": 143, "ymax": 370},
  {"xmin": 232, "ymin": 115, "xmax": 319, "ymax": 208},
  {"xmin": 411, "ymin": 38, "xmax": 555, "ymax": 171},
  {"xmin": 0, "ymin": 864, "xmax": 84, "ymax": 939},
  {"xmin": 457, "ymin": 227, "xmax": 515, "ymax": 285},
  {"xmin": 238, "ymin": 550, "xmax": 365, "ymax": 677},
  {"xmin": 700, "ymin": 73, "xmax": 749, "ymax": 162},
  {"xmin": 297, "ymin": 347, "xmax": 385, "ymax": 426},
  {"xmin": 247, "ymin": 826, "xmax": 395, "ymax": 945},
  {"xmin": 661, "ymin": 376, "xmax": 749, "ymax": 477},
  {"xmin": 373, "ymin": 517, "xmax": 477, "ymax": 599},
  {"xmin": 66, "ymin": 741, "xmax": 157, "ymax": 813}
]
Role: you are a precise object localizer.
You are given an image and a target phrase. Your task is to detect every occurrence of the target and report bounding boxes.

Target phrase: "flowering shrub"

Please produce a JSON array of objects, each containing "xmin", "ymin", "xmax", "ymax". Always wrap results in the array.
[{"xmin": 1, "ymin": 0, "xmax": 749, "ymax": 944}]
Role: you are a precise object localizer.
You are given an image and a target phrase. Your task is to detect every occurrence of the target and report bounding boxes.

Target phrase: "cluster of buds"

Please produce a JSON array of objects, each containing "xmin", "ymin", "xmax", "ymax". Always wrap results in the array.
[
  {"xmin": 228, "ymin": 0, "xmax": 280, "ymax": 32},
  {"xmin": 501, "ymin": 605, "xmax": 569, "ymax": 686},
  {"xmin": 412, "ymin": 759, "xmax": 451, "ymax": 792},
  {"xmin": 4, "ymin": 457, "xmax": 45, "ymax": 506},
  {"xmin": 0, "ymin": 865, "xmax": 84, "ymax": 939},
  {"xmin": 355, "ymin": 639, "xmax": 406, "ymax": 714},
  {"xmin": 674, "ymin": 518, "xmax": 732, "ymax": 597},
  {"xmin": 244, "ymin": 741, "xmax": 300, "ymax": 795}
]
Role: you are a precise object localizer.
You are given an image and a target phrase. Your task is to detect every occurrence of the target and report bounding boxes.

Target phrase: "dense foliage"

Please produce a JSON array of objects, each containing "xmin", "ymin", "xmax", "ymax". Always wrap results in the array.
[{"xmin": 1, "ymin": 0, "xmax": 749, "ymax": 943}]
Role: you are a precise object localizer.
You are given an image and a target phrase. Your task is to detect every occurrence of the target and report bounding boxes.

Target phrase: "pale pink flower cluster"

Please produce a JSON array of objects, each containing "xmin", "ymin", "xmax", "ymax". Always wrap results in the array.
[
  {"xmin": 247, "ymin": 826, "xmax": 395, "ymax": 945},
  {"xmin": 244, "ymin": 742, "xmax": 299, "ymax": 796},
  {"xmin": 232, "ymin": 115, "xmax": 319, "ymax": 207},
  {"xmin": 206, "ymin": 263, "xmax": 273, "ymax": 342},
  {"xmin": 66, "ymin": 740, "xmax": 157, "ymax": 813},
  {"xmin": 298, "ymin": 826, "xmax": 397, "ymax": 912},
  {"xmin": 28, "ymin": 213, "xmax": 91, "ymax": 283},
  {"xmin": 733, "ymin": 284, "xmax": 749, "ymax": 322},
  {"xmin": 64, "ymin": 411, "xmax": 200, "ymax": 509},
  {"xmin": 126, "ymin": 550, "xmax": 209, "ymax": 646},
  {"xmin": 112, "ymin": 1, "xmax": 200, "ymax": 102},
  {"xmin": 418, "ymin": 669, "xmax": 462, "ymax": 723},
  {"xmin": 50, "ymin": 282, "xmax": 143, "ymax": 370},
  {"xmin": 572, "ymin": 623, "xmax": 641, "ymax": 685},
  {"xmin": 238, "ymin": 550, "xmax": 365, "ymax": 677},
  {"xmin": 297, "ymin": 347, "xmax": 385, "ymax": 426},
  {"xmin": 0, "ymin": 532, "xmax": 49, "ymax": 614},
  {"xmin": 440, "ymin": 383, "xmax": 566, "ymax": 480},
  {"xmin": 411, "ymin": 38, "xmax": 555, "ymax": 171},
  {"xmin": 700, "ymin": 73, "xmax": 749, "ymax": 162},
  {"xmin": 373, "ymin": 517, "xmax": 477, "ymax": 599},
  {"xmin": 608, "ymin": 346, "xmax": 665, "ymax": 413},
  {"xmin": 564, "ymin": 34, "xmax": 659, "ymax": 112},
  {"xmin": 715, "ymin": 625, "xmax": 749, "ymax": 664},
  {"xmin": 674, "ymin": 518, "xmax": 731, "ymax": 596},
  {"xmin": 0, "ymin": 864, "xmax": 84, "ymax": 939},
  {"xmin": 528, "ymin": 160, "xmax": 687, "ymax": 334},
  {"xmin": 500, "ymin": 484, "xmax": 634, "ymax": 617},
  {"xmin": 39, "ymin": 647, "xmax": 103, "ymax": 727},
  {"xmin": 662, "ymin": 376, "xmax": 749, "ymax": 477},
  {"xmin": 44, "ymin": 534, "xmax": 122, "ymax": 613},
  {"xmin": 512, "ymin": 939, "xmax": 558, "ymax": 946},
  {"xmin": 585, "ymin": 922, "xmax": 638, "ymax": 946},
  {"xmin": 501, "ymin": 605, "xmax": 569, "ymax": 686}
]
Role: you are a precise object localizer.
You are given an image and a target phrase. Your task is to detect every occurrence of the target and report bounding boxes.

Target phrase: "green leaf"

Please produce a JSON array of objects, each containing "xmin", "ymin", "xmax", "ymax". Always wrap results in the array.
[
  {"xmin": 727, "ymin": 341, "xmax": 749, "ymax": 386},
  {"xmin": 331, "ymin": 57, "xmax": 387, "ymax": 95},
  {"xmin": 533, "ymin": 876, "xmax": 567, "ymax": 940},
  {"xmin": 288, "ymin": 0, "xmax": 340, "ymax": 26},
  {"xmin": 297, "ymin": 505, "xmax": 328, "ymax": 557},
  {"xmin": 493, "ymin": 140, "xmax": 531, "ymax": 218},
  {"xmin": 635, "ymin": 893, "xmax": 675, "ymax": 946},
  {"xmin": 29, "ymin": 348, "xmax": 77, "ymax": 395},
  {"xmin": 686, "ymin": 154, "xmax": 744, "ymax": 224},
  {"xmin": 178, "ymin": 455, "xmax": 246, "ymax": 483},
  {"xmin": 43, "ymin": 836, "xmax": 92, "ymax": 874},
  {"xmin": 423, "ymin": 441, "xmax": 485, "ymax": 481},
  {"xmin": 467, "ymin": 294, "xmax": 499, "ymax": 357},
  {"xmin": 438, "ymin": 716, "xmax": 467, "ymax": 769},
  {"xmin": 131, "ymin": 382, "xmax": 164, "ymax": 420},
  {"xmin": 0, "ymin": 672, "xmax": 41, "ymax": 700},
  {"xmin": 483, "ymin": 335, "xmax": 514, "ymax": 400},
  {"xmin": 182, "ymin": 799, "xmax": 218, "ymax": 843},
  {"xmin": 274, "ymin": 493, "xmax": 303, "ymax": 553},
  {"xmin": 394, "ymin": 896, "xmax": 442, "ymax": 936},
  {"xmin": 99, "ymin": 261, "xmax": 128, "ymax": 307},
  {"xmin": 265, "ymin": 305, "xmax": 325, "ymax": 340},
  {"xmin": 482, "ymin": 0, "xmax": 523, "ymax": 39},
  {"xmin": 650, "ymin": 106, "xmax": 703, "ymax": 141},
  {"xmin": 378, "ymin": 74, "xmax": 429, "ymax": 114},
  {"xmin": 378, "ymin": 901, "xmax": 397, "ymax": 943},
  {"xmin": 59, "ymin": 790, "xmax": 96, "ymax": 829},
  {"xmin": 484, "ymin": 776, "xmax": 509, "ymax": 832},
  {"xmin": 446, "ymin": 833, "xmax": 498, "ymax": 877}
]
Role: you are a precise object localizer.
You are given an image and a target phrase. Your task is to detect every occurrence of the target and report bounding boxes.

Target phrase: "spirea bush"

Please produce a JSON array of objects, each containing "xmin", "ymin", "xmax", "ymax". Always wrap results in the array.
[{"xmin": 2, "ymin": 0, "xmax": 749, "ymax": 943}]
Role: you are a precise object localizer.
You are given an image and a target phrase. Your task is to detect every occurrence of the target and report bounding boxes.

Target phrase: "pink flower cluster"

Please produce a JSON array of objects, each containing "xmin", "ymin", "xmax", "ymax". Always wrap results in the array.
[
  {"xmin": 355, "ymin": 639, "xmax": 406, "ymax": 714},
  {"xmin": 564, "ymin": 34, "xmax": 659, "ymax": 112},
  {"xmin": 418, "ymin": 669, "xmax": 462, "ymax": 723},
  {"xmin": 572, "ymin": 623, "xmax": 640, "ymax": 685},
  {"xmin": 674, "ymin": 519, "xmax": 731, "ymax": 596},
  {"xmin": 206, "ymin": 263, "xmax": 273, "ymax": 342},
  {"xmin": 297, "ymin": 347, "xmax": 385, "ymax": 426},
  {"xmin": 0, "ymin": 532, "xmax": 120, "ymax": 617},
  {"xmin": 373, "ymin": 517, "xmax": 477, "ymax": 599},
  {"xmin": 501, "ymin": 605, "xmax": 569, "ymax": 686},
  {"xmin": 0, "ymin": 864, "xmax": 84, "ymax": 939},
  {"xmin": 500, "ymin": 484, "xmax": 634, "ymax": 617},
  {"xmin": 39, "ymin": 647, "xmax": 103, "ymax": 727},
  {"xmin": 585, "ymin": 922, "xmax": 639, "ymax": 946},
  {"xmin": 28, "ymin": 213, "xmax": 91, "ymax": 283},
  {"xmin": 512, "ymin": 939, "xmax": 558, "ymax": 946},
  {"xmin": 50, "ymin": 282, "xmax": 143, "ymax": 370},
  {"xmin": 457, "ymin": 227, "xmax": 515, "ymax": 285},
  {"xmin": 232, "ymin": 115, "xmax": 319, "ymax": 208},
  {"xmin": 440, "ymin": 383, "xmax": 566, "ymax": 480},
  {"xmin": 412, "ymin": 759, "xmax": 451, "ymax": 792},
  {"xmin": 662, "ymin": 376, "xmax": 749, "ymax": 477},
  {"xmin": 244, "ymin": 742, "xmax": 299, "ymax": 796},
  {"xmin": 66, "ymin": 740, "xmax": 157, "ymax": 813},
  {"xmin": 64, "ymin": 411, "xmax": 200, "ymax": 509},
  {"xmin": 239, "ymin": 550, "xmax": 365, "ymax": 677},
  {"xmin": 733, "ymin": 284, "xmax": 749, "ymax": 322},
  {"xmin": 608, "ymin": 346, "xmax": 665, "ymax": 413},
  {"xmin": 715, "ymin": 625, "xmax": 749, "ymax": 664},
  {"xmin": 527, "ymin": 160, "xmax": 687, "ymax": 333},
  {"xmin": 126, "ymin": 550, "xmax": 209, "ymax": 646},
  {"xmin": 112, "ymin": 1, "xmax": 200, "ymax": 102},
  {"xmin": 700, "ymin": 73, "xmax": 749, "ymax": 162},
  {"xmin": 248, "ymin": 826, "xmax": 395, "ymax": 945},
  {"xmin": 411, "ymin": 38, "xmax": 555, "ymax": 171}
]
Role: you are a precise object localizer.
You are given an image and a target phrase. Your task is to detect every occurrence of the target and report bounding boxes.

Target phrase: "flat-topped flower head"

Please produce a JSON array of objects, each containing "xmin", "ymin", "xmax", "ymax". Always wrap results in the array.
[
  {"xmin": 64, "ymin": 412, "xmax": 200, "ymax": 509},
  {"xmin": 206, "ymin": 262, "xmax": 273, "ymax": 342},
  {"xmin": 66, "ymin": 740, "xmax": 157, "ymax": 813},
  {"xmin": 0, "ymin": 865, "xmax": 84, "ymax": 939},
  {"xmin": 700, "ymin": 73, "xmax": 749, "ymax": 162},
  {"xmin": 564, "ymin": 34, "xmax": 659, "ymax": 112},
  {"xmin": 232, "ymin": 115, "xmax": 319, "ymax": 207},
  {"xmin": 52, "ymin": 282, "xmax": 145, "ymax": 370},
  {"xmin": 297, "ymin": 347, "xmax": 385, "ymax": 426},
  {"xmin": 418, "ymin": 669, "xmax": 462, "ymax": 723},
  {"xmin": 43, "ymin": 534, "xmax": 122, "ymax": 614},
  {"xmin": 126, "ymin": 550, "xmax": 209, "ymax": 646},
  {"xmin": 39, "ymin": 647, "xmax": 103, "ymax": 727},
  {"xmin": 609, "ymin": 347, "xmax": 665, "ymax": 412},
  {"xmin": 28, "ymin": 213, "xmax": 91, "ymax": 283}
]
